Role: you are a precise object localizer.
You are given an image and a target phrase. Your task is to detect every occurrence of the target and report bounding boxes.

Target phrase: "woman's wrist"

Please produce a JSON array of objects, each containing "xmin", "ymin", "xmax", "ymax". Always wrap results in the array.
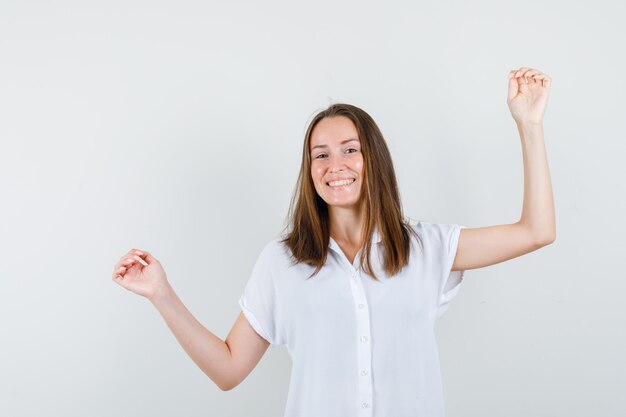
[
  {"xmin": 149, "ymin": 281, "xmax": 175, "ymax": 307},
  {"xmin": 515, "ymin": 119, "xmax": 544, "ymax": 130}
]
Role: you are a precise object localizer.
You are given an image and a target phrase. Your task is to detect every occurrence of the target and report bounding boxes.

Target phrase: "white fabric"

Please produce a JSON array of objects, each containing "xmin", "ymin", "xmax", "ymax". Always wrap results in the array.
[{"xmin": 238, "ymin": 220, "xmax": 467, "ymax": 417}]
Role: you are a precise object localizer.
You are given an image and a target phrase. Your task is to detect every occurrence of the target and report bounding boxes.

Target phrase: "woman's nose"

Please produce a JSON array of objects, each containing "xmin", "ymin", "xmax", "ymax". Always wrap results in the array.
[
  {"xmin": 329, "ymin": 155, "xmax": 346, "ymax": 172},
  {"xmin": 330, "ymin": 165, "xmax": 345, "ymax": 173}
]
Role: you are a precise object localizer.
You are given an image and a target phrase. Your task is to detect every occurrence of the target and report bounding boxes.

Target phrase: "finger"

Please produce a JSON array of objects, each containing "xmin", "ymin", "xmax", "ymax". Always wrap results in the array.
[
  {"xmin": 113, "ymin": 262, "xmax": 128, "ymax": 277},
  {"xmin": 134, "ymin": 255, "xmax": 149, "ymax": 266},
  {"xmin": 119, "ymin": 248, "xmax": 143, "ymax": 261},
  {"xmin": 534, "ymin": 73, "xmax": 551, "ymax": 81},
  {"xmin": 129, "ymin": 249, "xmax": 151, "ymax": 266},
  {"xmin": 112, "ymin": 268, "xmax": 125, "ymax": 280},
  {"xmin": 524, "ymin": 70, "xmax": 540, "ymax": 84},
  {"xmin": 112, "ymin": 274, "xmax": 126, "ymax": 286},
  {"xmin": 507, "ymin": 75, "xmax": 519, "ymax": 100},
  {"xmin": 516, "ymin": 75, "xmax": 530, "ymax": 93},
  {"xmin": 117, "ymin": 257, "xmax": 139, "ymax": 271},
  {"xmin": 143, "ymin": 251, "xmax": 157, "ymax": 264},
  {"xmin": 121, "ymin": 257, "xmax": 137, "ymax": 266},
  {"xmin": 123, "ymin": 249, "xmax": 142, "ymax": 259},
  {"xmin": 531, "ymin": 73, "xmax": 551, "ymax": 87},
  {"xmin": 515, "ymin": 67, "xmax": 531, "ymax": 77},
  {"xmin": 124, "ymin": 254, "xmax": 148, "ymax": 267},
  {"xmin": 523, "ymin": 69, "xmax": 539, "ymax": 77},
  {"xmin": 112, "ymin": 260, "xmax": 127, "ymax": 275},
  {"xmin": 517, "ymin": 71, "xmax": 531, "ymax": 83},
  {"xmin": 136, "ymin": 249, "xmax": 158, "ymax": 265}
]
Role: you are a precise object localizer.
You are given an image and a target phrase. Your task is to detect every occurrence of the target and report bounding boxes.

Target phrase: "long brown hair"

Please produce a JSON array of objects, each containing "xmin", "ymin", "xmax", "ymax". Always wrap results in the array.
[{"xmin": 279, "ymin": 103, "xmax": 422, "ymax": 280}]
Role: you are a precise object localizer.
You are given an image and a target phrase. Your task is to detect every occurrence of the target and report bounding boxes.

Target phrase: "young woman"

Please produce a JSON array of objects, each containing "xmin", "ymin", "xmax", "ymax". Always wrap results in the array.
[{"xmin": 112, "ymin": 66, "xmax": 555, "ymax": 416}]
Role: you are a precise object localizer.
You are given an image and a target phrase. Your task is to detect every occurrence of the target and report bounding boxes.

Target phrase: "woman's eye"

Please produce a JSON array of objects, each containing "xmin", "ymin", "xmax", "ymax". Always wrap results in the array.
[{"xmin": 314, "ymin": 149, "xmax": 357, "ymax": 159}]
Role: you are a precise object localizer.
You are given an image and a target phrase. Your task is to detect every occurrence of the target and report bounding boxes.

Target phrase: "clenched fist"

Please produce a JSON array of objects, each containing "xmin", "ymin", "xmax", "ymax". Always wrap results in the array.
[
  {"xmin": 112, "ymin": 248, "xmax": 170, "ymax": 301},
  {"xmin": 507, "ymin": 67, "xmax": 551, "ymax": 126}
]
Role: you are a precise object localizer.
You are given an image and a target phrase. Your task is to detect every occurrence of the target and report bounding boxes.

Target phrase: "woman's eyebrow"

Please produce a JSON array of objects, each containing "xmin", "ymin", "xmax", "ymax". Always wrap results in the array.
[{"xmin": 311, "ymin": 138, "xmax": 359, "ymax": 151}]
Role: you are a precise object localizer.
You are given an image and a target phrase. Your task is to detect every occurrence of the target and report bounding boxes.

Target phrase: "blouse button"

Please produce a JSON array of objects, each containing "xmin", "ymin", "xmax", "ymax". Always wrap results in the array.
[
  {"xmin": 358, "ymin": 303, "xmax": 364, "ymax": 309},
  {"xmin": 362, "ymin": 402, "xmax": 369, "ymax": 408},
  {"xmin": 360, "ymin": 336, "xmax": 368, "ymax": 342},
  {"xmin": 361, "ymin": 369, "xmax": 368, "ymax": 376}
]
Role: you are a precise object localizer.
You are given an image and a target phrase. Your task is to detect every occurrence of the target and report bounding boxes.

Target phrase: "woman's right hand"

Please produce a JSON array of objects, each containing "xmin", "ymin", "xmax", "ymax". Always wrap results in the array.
[{"xmin": 112, "ymin": 248, "xmax": 170, "ymax": 301}]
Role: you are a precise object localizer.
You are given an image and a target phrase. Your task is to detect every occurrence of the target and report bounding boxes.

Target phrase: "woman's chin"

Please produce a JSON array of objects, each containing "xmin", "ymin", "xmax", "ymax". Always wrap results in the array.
[{"xmin": 324, "ymin": 198, "xmax": 363, "ymax": 210}]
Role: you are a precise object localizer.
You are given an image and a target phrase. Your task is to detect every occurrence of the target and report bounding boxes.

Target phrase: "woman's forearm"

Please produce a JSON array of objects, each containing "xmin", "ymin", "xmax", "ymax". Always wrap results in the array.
[
  {"xmin": 516, "ymin": 122, "xmax": 556, "ymax": 242},
  {"xmin": 149, "ymin": 284, "xmax": 234, "ymax": 390}
]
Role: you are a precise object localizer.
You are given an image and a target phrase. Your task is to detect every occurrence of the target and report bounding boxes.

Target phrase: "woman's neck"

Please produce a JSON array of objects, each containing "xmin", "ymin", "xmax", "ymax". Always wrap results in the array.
[{"xmin": 328, "ymin": 204, "xmax": 366, "ymax": 246}]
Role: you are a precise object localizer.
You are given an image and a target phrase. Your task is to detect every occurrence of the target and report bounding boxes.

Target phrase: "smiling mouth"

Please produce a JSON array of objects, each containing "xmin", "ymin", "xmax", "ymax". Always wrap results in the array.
[{"xmin": 326, "ymin": 178, "xmax": 356, "ymax": 187}]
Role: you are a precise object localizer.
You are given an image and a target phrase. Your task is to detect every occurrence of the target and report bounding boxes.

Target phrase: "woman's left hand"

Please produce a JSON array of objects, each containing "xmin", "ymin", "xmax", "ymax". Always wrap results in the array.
[{"xmin": 507, "ymin": 67, "xmax": 551, "ymax": 126}]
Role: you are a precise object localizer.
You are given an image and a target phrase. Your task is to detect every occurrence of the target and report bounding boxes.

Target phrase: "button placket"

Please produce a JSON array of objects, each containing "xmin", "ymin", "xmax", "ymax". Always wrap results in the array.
[
  {"xmin": 330, "ymin": 240, "xmax": 374, "ymax": 415},
  {"xmin": 347, "ymin": 269, "xmax": 373, "ymax": 416}
]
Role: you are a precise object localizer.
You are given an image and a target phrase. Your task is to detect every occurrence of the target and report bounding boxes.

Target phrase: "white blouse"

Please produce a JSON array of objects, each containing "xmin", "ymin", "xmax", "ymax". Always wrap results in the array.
[{"xmin": 238, "ymin": 221, "xmax": 466, "ymax": 417}]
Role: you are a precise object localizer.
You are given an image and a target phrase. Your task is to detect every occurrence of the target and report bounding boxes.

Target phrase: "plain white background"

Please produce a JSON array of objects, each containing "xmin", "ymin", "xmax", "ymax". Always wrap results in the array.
[{"xmin": 1, "ymin": 0, "xmax": 624, "ymax": 416}]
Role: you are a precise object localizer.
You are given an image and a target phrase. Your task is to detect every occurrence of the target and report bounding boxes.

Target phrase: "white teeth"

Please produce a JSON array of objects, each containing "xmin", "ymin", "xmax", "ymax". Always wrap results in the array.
[{"xmin": 327, "ymin": 178, "xmax": 355, "ymax": 187}]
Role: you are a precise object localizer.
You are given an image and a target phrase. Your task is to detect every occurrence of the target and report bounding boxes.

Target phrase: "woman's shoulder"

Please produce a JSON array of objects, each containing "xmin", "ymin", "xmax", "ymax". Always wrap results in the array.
[
  {"xmin": 407, "ymin": 218, "xmax": 430, "ymax": 234},
  {"xmin": 407, "ymin": 218, "xmax": 464, "ymax": 246},
  {"xmin": 256, "ymin": 235, "xmax": 292, "ymax": 262},
  {"xmin": 408, "ymin": 218, "xmax": 456, "ymax": 230}
]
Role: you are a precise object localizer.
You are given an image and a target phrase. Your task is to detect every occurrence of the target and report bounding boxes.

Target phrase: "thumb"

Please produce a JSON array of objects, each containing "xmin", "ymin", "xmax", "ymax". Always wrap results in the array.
[
  {"xmin": 507, "ymin": 75, "xmax": 519, "ymax": 101},
  {"xmin": 141, "ymin": 250, "xmax": 159, "ymax": 265}
]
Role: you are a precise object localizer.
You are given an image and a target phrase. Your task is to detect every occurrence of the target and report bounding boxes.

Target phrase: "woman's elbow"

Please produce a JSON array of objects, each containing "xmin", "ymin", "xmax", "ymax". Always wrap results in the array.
[
  {"xmin": 216, "ymin": 375, "xmax": 241, "ymax": 392},
  {"xmin": 219, "ymin": 382, "xmax": 235, "ymax": 392}
]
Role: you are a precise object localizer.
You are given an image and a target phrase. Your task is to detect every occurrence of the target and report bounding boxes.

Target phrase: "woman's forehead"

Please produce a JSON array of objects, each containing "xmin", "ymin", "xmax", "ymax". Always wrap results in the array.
[{"xmin": 310, "ymin": 116, "xmax": 359, "ymax": 148}]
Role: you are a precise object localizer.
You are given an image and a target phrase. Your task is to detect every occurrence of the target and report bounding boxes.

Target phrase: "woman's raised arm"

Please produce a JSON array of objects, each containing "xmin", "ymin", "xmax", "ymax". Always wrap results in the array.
[{"xmin": 451, "ymin": 68, "xmax": 556, "ymax": 272}]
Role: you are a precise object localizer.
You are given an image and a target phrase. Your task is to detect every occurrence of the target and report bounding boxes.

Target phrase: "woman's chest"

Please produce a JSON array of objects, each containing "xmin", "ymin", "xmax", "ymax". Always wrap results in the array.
[{"xmin": 278, "ymin": 264, "xmax": 434, "ymax": 346}]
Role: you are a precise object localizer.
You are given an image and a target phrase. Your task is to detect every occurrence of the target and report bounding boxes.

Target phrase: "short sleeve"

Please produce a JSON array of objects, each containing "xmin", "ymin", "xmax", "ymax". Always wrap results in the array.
[
  {"xmin": 430, "ymin": 223, "xmax": 467, "ymax": 321},
  {"xmin": 238, "ymin": 242, "xmax": 283, "ymax": 346}
]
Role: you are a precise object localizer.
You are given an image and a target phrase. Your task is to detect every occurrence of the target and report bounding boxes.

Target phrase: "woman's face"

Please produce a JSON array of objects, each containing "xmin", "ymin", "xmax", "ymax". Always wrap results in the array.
[{"xmin": 310, "ymin": 116, "xmax": 364, "ymax": 209}]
